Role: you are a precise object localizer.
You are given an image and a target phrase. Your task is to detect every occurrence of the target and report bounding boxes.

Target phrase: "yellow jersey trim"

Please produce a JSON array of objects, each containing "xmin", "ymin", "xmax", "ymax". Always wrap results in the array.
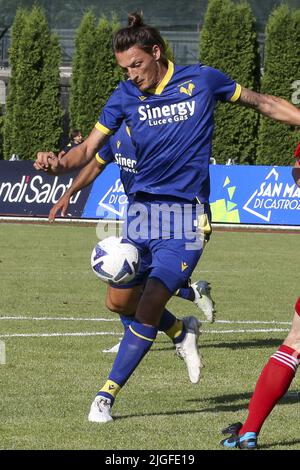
[
  {"xmin": 148, "ymin": 60, "xmax": 174, "ymax": 96},
  {"xmin": 229, "ymin": 83, "xmax": 242, "ymax": 103},
  {"xmin": 129, "ymin": 325, "xmax": 155, "ymax": 342},
  {"xmin": 95, "ymin": 152, "xmax": 106, "ymax": 165},
  {"xmin": 95, "ymin": 122, "xmax": 113, "ymax": 135}
]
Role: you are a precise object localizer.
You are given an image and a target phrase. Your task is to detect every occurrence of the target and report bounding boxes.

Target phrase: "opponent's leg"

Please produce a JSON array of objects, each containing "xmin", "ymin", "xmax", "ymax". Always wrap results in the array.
[{"xmin": 221, "ymin": 298, "xmax": 300, "ymax": 449}]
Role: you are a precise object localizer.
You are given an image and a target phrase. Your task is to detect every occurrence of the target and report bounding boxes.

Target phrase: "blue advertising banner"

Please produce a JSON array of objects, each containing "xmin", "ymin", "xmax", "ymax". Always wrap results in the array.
[
  {"xmin": 83, "ymin": 164, "xmax": 300, "ymax": 226},
  {"xmin": 209, "ymin": 165, "xmax": 300, "ymax": 225},
  {"xmin": 0, "ymin": 161, "xmax": 91, "ymax": 217},
  {"xmin": 82, "ymin": 162, "xmax": 128, "ymax": 219}
]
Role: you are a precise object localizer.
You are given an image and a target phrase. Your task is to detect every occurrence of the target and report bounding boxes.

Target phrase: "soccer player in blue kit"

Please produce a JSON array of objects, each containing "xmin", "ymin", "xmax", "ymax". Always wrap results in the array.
[
  {"xmin": 35, "ymin": 12, "xmax": 300, "ymax": 424},
  {"xmin": 49, "ymin": 121, "xmax": 215, "ymax": 357}
]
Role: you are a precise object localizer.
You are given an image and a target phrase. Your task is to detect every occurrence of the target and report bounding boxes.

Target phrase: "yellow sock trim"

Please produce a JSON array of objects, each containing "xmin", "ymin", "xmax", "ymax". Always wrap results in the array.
[
  {"xmin": 166, "ymin": 319, "xmax": 183, "ymax": 340},
  {"xmin": 99, "ymin": 380, "xmax": 121, "ymax": 399},
  {"xmin": 129, "ymin": 325, "xmax": 155, "ymax": 342}
]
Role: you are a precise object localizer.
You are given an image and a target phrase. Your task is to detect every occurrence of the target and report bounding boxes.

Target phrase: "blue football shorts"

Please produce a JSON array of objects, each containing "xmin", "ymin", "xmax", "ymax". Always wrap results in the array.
[{"xmin": 117, "ymin": 194, "xmax": 212, "ymax": 294}]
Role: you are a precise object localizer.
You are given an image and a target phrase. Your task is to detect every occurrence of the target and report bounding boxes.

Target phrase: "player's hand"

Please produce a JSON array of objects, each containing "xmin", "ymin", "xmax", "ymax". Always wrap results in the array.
[
  {"xmin": 48, "ymin": 194, "xmax": 71, "ymax": 223},
  {"xmin": 33, "ymin": 151, "xmax": 60, "ymax": 174}
]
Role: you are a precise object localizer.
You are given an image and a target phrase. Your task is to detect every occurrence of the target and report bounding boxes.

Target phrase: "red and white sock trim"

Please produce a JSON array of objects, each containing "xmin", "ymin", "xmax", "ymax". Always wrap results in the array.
[{"xmin": 271, "ymin": 350, "xmax": 299, "ymax": 373}]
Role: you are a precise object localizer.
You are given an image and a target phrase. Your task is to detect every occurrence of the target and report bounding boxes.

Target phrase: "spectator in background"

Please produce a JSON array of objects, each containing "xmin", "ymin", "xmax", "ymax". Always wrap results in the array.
[{"xmin": 58, "ymin": 129, "xmax": 84, "ymax": 159}]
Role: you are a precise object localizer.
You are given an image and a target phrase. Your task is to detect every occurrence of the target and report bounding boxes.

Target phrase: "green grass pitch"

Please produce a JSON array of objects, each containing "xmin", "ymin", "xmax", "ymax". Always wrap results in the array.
[{"xmin": 0, "ymin": 222, "xmax": 299, "ymax": 450}]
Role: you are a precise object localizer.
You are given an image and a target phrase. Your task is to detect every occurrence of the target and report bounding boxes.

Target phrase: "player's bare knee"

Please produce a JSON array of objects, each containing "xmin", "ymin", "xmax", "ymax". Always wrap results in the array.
[
  {"xmin": 284, "ymin": 331, "xmax": 300, "ymax": 353},
  {"xmin": 105, "ymin": 297, "xmax": 124, "ymax": 314}
]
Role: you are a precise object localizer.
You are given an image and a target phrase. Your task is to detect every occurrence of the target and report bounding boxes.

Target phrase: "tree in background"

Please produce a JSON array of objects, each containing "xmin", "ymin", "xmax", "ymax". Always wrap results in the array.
[
  {"xmin": 200, "ymin": 0, "xmax": 260, "ymax": 164},
  {"xmin": 3, "ymin": 8, "xmax": 27, "ymax": 159},
  {"xmin": 69, "ymin": 11, "xmax": 98, "ymax": 136},
  {"xmin": 257, "ymin": 5, "xmax": 300, "ymax": 165},
  {"xmin": 3, "ymin": 6, "xmax": 62, "ymax": 160},
  {"xmin": 93, "ymin": 16, "xmax": 123, "ymax": 124},
  {"xmin": 164, "ymin": 37, "xmax": 175, "ymax": 62},
  {"xmin": 69, "ymin": 13, "xmax": 123, "ymax": 137}
]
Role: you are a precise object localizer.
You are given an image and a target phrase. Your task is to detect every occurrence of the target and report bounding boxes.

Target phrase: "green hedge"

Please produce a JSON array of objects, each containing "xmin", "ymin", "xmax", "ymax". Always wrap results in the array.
[
  {"xmin": 200, "ymin": 0, "xmax": 260, "ymax": 164},
  {"xmin": 256, "ymin": 5, "xmax": 300, "ymax": 165},
  {"xmin": 3, "ymin": 8, "xmax": 27, "ymax": 160},
  {"xmin": 3, "ymin": 6, "xmax": 63, "ymax": 160},
  {"xmin": 69, "ymin": 13, "xmax": 123, "ymax": 137}
]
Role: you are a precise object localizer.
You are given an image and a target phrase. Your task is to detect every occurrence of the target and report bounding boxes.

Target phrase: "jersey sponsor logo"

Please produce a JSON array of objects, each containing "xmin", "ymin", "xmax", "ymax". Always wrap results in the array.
[
  {"xmin": 138, "ymin": 100, "xmax": 196, "ymax": 127},
  {"xmin": 114, "ymin": 153, "xmax": 137, "ymax": 173}
]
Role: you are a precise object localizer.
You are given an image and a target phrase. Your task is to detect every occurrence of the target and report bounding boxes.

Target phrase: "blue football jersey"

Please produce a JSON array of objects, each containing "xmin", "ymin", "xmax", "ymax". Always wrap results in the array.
[
  {"xmin": 96, "ymin": 61, "xmax": 241, "ymax": 203},
  {"xmin": 95, "ymin": 121, "xmax": 137, "ymax": 196}
]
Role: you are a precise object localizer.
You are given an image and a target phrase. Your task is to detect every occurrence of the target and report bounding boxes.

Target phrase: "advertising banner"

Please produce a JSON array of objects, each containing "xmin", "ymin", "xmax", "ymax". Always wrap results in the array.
[
  {"xmin": 0, "ymin": 161, "xmax": 91, "ymax": 217},
  {"xmin": 1, "ymin": 161, "xmax": 299, "ymax": 225},
  {"xmin": 82, "ymin": 162, "xmax": 128, "ymax": 219},
  {"xmin": 83, "ymin": 164, "xmax": 300, "ymax": 226},
  {"xmin": 210, "ymin": 165, "xmax": 300, "ymax": 225}
]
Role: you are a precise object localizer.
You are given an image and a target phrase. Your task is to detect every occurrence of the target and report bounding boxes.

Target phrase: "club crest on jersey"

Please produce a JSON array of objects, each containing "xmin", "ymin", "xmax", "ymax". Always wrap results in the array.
[
  {"xmin": 138, "ymin": 95, "xmax": 147, "ymax": 101},
  {"xmin": 179, "ymin": 82, "xmax": 195, "ymax": 97},
  {"xmin": 117, "ymin": 140, "xmax": 121, "ymax": 149}
]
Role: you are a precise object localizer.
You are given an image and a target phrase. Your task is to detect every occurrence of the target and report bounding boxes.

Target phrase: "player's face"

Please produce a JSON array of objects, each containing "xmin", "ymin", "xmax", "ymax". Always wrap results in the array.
[{"xmin": 115, "ymin": 45, "xmax": 162, "ymax": 92}]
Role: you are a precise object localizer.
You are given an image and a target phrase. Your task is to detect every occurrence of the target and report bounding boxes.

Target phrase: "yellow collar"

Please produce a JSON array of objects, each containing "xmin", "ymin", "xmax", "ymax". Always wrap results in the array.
[{"xmin": 148, "ymin": 60, "xmax": 174, "ymax": 95}]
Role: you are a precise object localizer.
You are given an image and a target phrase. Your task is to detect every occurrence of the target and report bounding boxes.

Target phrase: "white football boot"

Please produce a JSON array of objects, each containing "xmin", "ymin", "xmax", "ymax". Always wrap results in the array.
[
  {"xmin": 175, "ymin": 316, "xmax": 203, "ymax": 384},
  {"xmin": 191, "ymin": 280, "xmax": 215, "ymax": 323},
  {"xmin": 88, "ymin": 396, "xmax": 113, "ymax": 423}
]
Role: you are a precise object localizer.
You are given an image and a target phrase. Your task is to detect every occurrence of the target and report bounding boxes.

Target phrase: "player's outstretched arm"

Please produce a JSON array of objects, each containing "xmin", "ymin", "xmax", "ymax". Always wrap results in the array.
[
  {"xmin": 48, "ymin": 158, "xmax": 105, "ymax": 222},
  {"xmin": 34, "ymin": 127, "xmax": 109, "ymax": 174},
  {"xmin": 236, "ymin": 87, "xmax": 300, "ymax": 126}
]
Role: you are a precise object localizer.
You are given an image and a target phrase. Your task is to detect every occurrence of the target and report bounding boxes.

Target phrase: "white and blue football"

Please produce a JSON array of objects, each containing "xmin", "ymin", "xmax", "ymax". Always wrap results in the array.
[{"xmin": 91, "ymin": 236, "xmax": 140, "ymax": 284}]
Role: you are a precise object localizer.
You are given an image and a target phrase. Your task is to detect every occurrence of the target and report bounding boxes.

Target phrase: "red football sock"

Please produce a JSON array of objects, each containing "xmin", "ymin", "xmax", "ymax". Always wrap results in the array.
[{"xmin": 240, "ymin": 344, "xmax": 300, "ymax": 435}]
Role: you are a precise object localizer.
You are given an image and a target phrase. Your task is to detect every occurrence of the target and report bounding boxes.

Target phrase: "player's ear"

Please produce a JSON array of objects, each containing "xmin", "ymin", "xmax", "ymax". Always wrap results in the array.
[{"xmin": 152, "ymin": 45, "xmax": 161, "ymax": 61}]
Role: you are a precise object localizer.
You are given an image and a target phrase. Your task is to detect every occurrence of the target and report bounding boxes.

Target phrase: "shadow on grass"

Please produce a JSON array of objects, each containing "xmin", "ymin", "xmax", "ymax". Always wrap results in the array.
[
  {"xmin": 189, "ymin": 390, "xmax": 300, "ymax": 405},
  {"xmin": 112, "ymin": 391, "xmax": 300, "ymax": 421},
  {"xmin": 260, "ymin": 439, "xmax": 300, "ymax": 450},
  {"xmin": 153, "ymin": 338, "xmax": 283, "ymax": 352},
  {"xmin": 113, "ymin": 403, "xmax": 248, "ymax": 422}
]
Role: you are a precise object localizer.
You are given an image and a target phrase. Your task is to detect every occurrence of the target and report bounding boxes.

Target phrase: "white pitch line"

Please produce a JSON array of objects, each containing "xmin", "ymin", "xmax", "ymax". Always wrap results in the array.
[
  {"xmin": 0, "ymin": 316, "xmax": 292, "ymax": 325},
  {"xmin": 0, "ymin": 328, "xmax": 290, "ymax": 338},
  {"xmin": 0, "ymin": 316, "xmax": 117, "ymax": 322},
  {"xmin": 0, "ymin": 331, "xmax": 119, "ymax": 338}
]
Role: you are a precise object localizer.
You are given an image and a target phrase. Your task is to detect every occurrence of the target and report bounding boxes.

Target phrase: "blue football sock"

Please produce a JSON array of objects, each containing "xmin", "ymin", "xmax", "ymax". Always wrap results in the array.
[
  {"xmin": 159, "ymin": 309, "xmax": 186, "ymax": 344},
  {"xmin": 158, "ymin": 309, "xmax": 177, "ymax": 331},
  {"xmin": 120, "ymin": 314, "xmax": 134, "ymax": 331},
  {"xmin": 98, "ymin": 321, "xmax": 158, "ymax": 404},
  {"xmin": 176, "ymin": 287, "xmax": 195, "ymax": 302}
]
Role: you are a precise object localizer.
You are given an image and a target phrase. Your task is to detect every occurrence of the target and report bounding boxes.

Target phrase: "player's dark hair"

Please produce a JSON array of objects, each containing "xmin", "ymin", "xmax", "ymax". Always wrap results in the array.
[{"xmin": 113, "ymin": 12, "xmax": 167, "ymax": 59}]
